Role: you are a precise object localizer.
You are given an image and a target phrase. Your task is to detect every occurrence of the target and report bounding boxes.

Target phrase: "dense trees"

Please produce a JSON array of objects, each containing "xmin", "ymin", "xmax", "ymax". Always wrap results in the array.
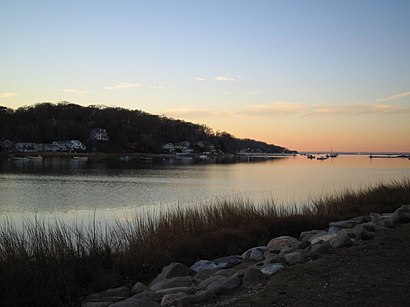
[{"xmin": 0, "ymin": 102, "xmax": 292, "ymax": 154}]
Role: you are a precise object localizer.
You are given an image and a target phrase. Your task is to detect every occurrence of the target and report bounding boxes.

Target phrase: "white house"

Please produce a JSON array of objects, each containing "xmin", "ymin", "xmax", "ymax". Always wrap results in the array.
[
  {"xmin": 162, "ymin": 143, "xmax": 175, "ymax": 152},
  {"xmin": 67, "ymin": 140, "xmax": 86, "ymax": 151},
  {"xmin": 90, "ymin": 128, "xmax": 109, "ymax": 142}
]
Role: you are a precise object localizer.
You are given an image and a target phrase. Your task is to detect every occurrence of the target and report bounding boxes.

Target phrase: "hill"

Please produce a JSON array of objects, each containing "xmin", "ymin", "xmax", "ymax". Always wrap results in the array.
[{"xmin": 0, "ymin": 102, "xmax": 294, "ymax": 154}]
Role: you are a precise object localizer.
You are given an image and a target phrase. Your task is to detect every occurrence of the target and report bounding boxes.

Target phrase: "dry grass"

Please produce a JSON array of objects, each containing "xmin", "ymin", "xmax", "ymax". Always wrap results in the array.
[{"xmin": 0, "ymin": 178, "xmax": 409, "ymax": 306}]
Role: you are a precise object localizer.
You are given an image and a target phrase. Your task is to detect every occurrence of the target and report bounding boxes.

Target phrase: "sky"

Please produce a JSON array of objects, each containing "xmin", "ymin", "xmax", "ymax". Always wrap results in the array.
[{"xmin": 1, "ymin": 0, "xmax": 409, "ymax": 152}]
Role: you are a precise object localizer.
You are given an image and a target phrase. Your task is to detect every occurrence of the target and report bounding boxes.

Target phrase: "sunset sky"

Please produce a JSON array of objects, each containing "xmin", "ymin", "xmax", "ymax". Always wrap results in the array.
[{"xmin": 1, "ymin": 0, "xmax": 409, "ymax": 152}]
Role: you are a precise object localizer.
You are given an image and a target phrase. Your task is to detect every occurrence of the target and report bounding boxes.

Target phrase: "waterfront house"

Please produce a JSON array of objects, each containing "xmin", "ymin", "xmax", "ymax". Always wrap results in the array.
[
  {"xmin": 0, "ymin": 139, "xmax": 14, "ymax": 152},
  {"xmin": 66, "ymin": 140, "xmax": 86, "ymax": 151},
  {"xmin": 52, "ymin": 141, "xmax": 69, "ymax": 152},
  {"xmin": 15, "ymin": 142, "xmax": 41, "ymax": 153},
  {"xmin": 162, "ymin": 143, "xmax": 175, "ymax": 152},
  {"xmin": 90, "ymin": 128, "xmax": 109, "ymax": 142}
]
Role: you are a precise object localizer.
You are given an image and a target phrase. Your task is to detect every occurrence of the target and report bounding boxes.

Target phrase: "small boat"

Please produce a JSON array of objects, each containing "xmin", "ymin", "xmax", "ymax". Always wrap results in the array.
[
  {"xmin": 317, "ymin": 156, "xmax": 328, "ymax": 160},
  {"xmin": 119, "ymin": 156, "xmax": 132, "ymax": 161},
  {"xmin": 72, "ymin": 156, "xmax": 88, "ymax": 161},
  {"xmin": 329, "ymin": 153, "xmax": 338, "ymax": 158},
  {"xmin": 27, "ymin": 155, "xmax": 43, "ymax": 160},
  {"xmin": 12, "ymin": 156, "xmax": 29, "ymax": 161},
  {"xmin": 307, "ymin": 154, "xmax": 315, "ymax": 159}
]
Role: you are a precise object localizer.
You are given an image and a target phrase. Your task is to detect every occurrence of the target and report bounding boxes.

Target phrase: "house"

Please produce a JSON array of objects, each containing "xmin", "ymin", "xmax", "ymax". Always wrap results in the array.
[
  {"xmin": 90, "ymin": 128, "xmax": 109, "ymax": 142},
  {"xmin": 0, "ymin": 139, "xmax": 14, "ymax": 152},
  {"xmin": 66, "ymin": 140, "xmax": 86, "ymax": 151},
  {"xmin": 15, "ymin": 142, "xmax": 40, "ymax": 153},
  {"xmin": 162, "ymin": 143, "xmax": 175, "ymax": 153},
  {"xmin": 175, "ymin": 141, "xmax": 190, "ymax": 150},
  {"xmin": 44, "ymin": 143, "xmax": 61, "ymax": 152},
  {"xmin": 52, "ymin": 141, "xmax": 68, "ymax": 152}
]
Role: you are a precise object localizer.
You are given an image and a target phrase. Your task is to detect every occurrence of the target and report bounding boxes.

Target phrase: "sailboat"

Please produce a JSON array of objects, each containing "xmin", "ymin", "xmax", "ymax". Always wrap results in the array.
[{"xmin": 329, "ymin": 147, "xmax": 338, "ymax": 158}]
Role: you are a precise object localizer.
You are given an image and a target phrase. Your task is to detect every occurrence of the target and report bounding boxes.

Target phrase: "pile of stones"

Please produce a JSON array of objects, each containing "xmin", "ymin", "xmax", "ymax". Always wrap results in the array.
[{"xmin": 81, "ymin": 204, "xmax": 410, "ymax": 307}]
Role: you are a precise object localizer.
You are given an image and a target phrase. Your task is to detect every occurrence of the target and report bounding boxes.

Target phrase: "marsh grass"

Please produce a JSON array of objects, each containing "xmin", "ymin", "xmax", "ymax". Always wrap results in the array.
[{"xmin": 1, "ymin": 179, "xmax": 409, "ymax": 306}]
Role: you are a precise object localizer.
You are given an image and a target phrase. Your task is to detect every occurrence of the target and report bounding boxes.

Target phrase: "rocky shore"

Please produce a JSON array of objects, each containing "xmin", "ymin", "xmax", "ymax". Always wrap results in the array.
[{"xmin": 80, "ymin": 205, "xmax": 410, "ymax": 307}]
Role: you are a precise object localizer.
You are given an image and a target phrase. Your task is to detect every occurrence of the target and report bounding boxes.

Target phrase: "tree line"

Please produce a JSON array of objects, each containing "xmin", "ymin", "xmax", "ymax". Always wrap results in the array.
[{"xmin": 0, "ymin": 102, "xmax": 293, "ymax": 154}]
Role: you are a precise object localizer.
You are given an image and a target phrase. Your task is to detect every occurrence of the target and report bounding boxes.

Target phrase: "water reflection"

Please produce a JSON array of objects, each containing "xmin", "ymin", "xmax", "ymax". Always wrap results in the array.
[{"xmin": 1, "ymin": 155, "xmax": 409, "ymax": 226}]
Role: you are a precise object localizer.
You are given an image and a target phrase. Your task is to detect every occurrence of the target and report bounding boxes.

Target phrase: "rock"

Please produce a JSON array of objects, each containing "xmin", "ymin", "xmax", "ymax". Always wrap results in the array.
[
  {"xmin": 370, "ymin": 212, "xmax": 381, "ymax": 220},
  {"xmin": 361, "ymin": 222, "xmax": 376, "ymax": 232},
  {"xmin": 241, "ymin": 246, "xmax": 270, "ymax": 262},
  {"xmin": 310, "ymin": 233, "xmax": 337, "ymax": 245},
  {"xmin": 267, "ymin": 236, "xmax": 299, "ymax": 251},
  {"xmin": 383, "ymin": 212, "xmax": 400, "ymax": 228},
  {"xmin": 198, "ymin": 275, "xmax": 226, "ymax": 290},
  {"xmin": 308, "ymin": 240, "xmax": 331, "ymax": 255},
  {"xmin": 307, "ymin": 231, "xmax": 329, "ymax": 243},
  {"xmin": 206, "ymin": 276, "xmax": 241, "ymax": 295},
  {"xmin": 191, "ymin": 260, "xmax": 228, "ymax": 272},
  {"xmin": 194, "ymin": 268, "xmax": 221, "ymax": 280},
  {"xmin": 242, "ymin": 267, "xmax": 266, "ymax": 288},
  {"xmin": 131, "ymin": 282, "xmax": 147, "ymax": 295},
  {"xmin": 279, "ymin": 240, "xmax": 310, "ymax": 255},
  {"xmin": 161, "ymin": 290, "xmax": 216, "ymax": 306},
  {"xmin": 263, "ymin": 253, "xmax": 284, "ymax": 265},
  {"xmin": 328, "ymin": 226, "xmax": 339, "ymax": 234},
  {"xmin": 82, "ymin": 303, "xmax": 111, "ymax": 307},
  {"xmin": 155, "ymin": 286, "xmax": 194, "ymax": 295},
  {"xmin": 300, "ymin": 230, "xmax": 325, "ymax": 242},
  {"xmin": 261, "ymin": 264, "xmax": 285, "ymax": 276},
  {"xmin": 83, "ymin": 287, "xmax": 130, "ymax": 304},
  {"xmin": 330, "ymin": 232, "xmax": 354, "ymax": 249},
  {"xmin": 353, "ymin": 224, "xmax": 375, "ymax": 240},
  {"xmin": 283, "ymin": 251, "xmax": 307, "ymax": 265},
  {"xmin": 108, "ymin": 298, "xmax": 160, "ymax": 307},
  {"xmin": 213, "ymin": 269, "xmax": 237, "ymax": 278},
  {"xmin": 395, "ymin": 205, "xmax": 410, "ymax": 222},
  {"xmin": 131, "ymin": 290, "xmax": 162, "ymax": 302},
  {"xmin": 150, "ymin": 276, "xmax": 199, "ymax": 292},
  {"xmin": 211, "ymin": 255, "xmax": 243, "ymax": 267},
  {"xmin": 329, "ymin": 216, "xmax": 370, "ymax": 229},
  {"xmin": 150, "ymin": 262, "xmax": 194, "ymax": 286}
]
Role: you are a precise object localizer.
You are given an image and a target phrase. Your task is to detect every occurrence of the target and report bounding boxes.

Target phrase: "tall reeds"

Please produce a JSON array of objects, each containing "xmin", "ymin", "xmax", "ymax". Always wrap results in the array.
[{"xmin": 0, "ymin": 178, "xmax": 409, "ymax": 306}]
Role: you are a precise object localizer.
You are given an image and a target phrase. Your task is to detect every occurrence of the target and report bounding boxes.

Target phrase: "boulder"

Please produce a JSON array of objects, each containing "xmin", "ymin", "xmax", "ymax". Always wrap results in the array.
[
  {"xmin": 383, "ymin": 212, "xmax": 400, "ymax": 228},
  {"xmin": 310, "ymin": 233, "xmax": 337, "ymax": 245},
  {"xmin": 155, "ymin": 287, "xmax": 194, "ymax": 295},
  {"xmin": 242, "ymin": 267, "xmax": 266, "ymax": 288},
  {"xmin": 131, "ymin": 282, "xmax": 147, "ymax": 295},
  {"xmin": 83, "ymin": 287, "xmax": 130, "ymax": 304},
  {"xmin": 194, "ymin": 268, "xmax": 220, "ymax": 280},
  {"xmin": 241, "ymin": 246, "xmax": 271, "ymax": 262},
  {"xmin": 300, "ymin": 230, "xmax": 324, "ymax": 242},
  {"xmin": 283, "ymin": 251, "xmax": 307, "ymax": 265},
  {"xmin": 198, "ymin": 275, "xmax": 226, "ymax": 290},
  {"xmin": 82, "ymin": 303, "xmax": 111, "ymax": 307},
  {"xmin": 307, "ymin": 231, "xmax": 329, "ymax": 243},
  {"xmin": 395, "ymin": 205, "xmax": 410, "ymax": 222},
  {"xmin": 150, "ymin": 262, "xmax": 194, "ymax": 286},
  {"xmin": 308, "ymin": 240, "xmax": 331, "ymax": 255},
  {"xmin": 279, "ymin": 240, "xmax": 310, "ymax": 255},
  {"xmin": 211, "ymin": 255, "xmax": 243, "ymax": 267},
  {"xmin": 328, "ymin": 226, "xmax": 339, "ymax": 234},
  {"xmin": 329, "ymin": 216, "xmax": 370, "ymax": 229},
  {"xmin": 213, "ymin": 269, "xmax": 237, "ymax": 278},
  {"xmin": 161, "ymin": 290, "xmax": 216, "ymax": 306},
  {"xmin": 267, "ymin": 236, "xmax": 299, "ymax": 251},
  {"xmin": 150, "ymin": 276, "xmax": 199, "ymax": 292},
  {"xmin": 352, "ymin": 224, "xmax": 375, "ymax": 240},
  {"xmin": 191, "ymin": 260, "xmax": 228, "ymax": 272},
  {"xmin": 330, "ymin": 232, "xmax": 354, "ymax": 249},
  {"xmin": 261, "ymin": 264, "xmax": 285, "ymax": 276},
  {"xmin": 161, "ymin": 293, "xmax": 187, "ymax": 306},
  {"xmin": 108, "ymin": 298, "xmax": 160, "ymax": 307},
  {"xmin": 131, "ymin": 290, "xmax": 162, "ymax": 302},
  {"xmin": 263, "ymin": 253, "xmax": 284, "ymax": 265},
  {"xmin": 206, "ymin": 276, "xmax": 241, "ymax": 295}
]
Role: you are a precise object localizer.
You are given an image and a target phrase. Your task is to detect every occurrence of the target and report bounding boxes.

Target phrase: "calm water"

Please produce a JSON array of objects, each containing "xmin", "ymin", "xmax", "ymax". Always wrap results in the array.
[{"xmin": 1, "ymin": 155, "xmax": 409, "ymax": 225}]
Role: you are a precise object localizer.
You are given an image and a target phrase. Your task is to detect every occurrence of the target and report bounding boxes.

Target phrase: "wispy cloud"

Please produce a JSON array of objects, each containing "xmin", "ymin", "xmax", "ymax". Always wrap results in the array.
[
  {"xmin": 308, "ymin": 103, "xmax": 410, "ymax": 116},
  {"xmin": 241, "ymin": 101, "xmax": 306, "ymax": 116},
  {"xmin": 0, "ymin": 92, "xmax": 18, "ymax": 99},
  {"xmin": 106, "ymin": 82, "xmax": 143, "ymax": 90},
  {"xmin": 62, "ymin": 88, "xmax": 90, "ymax": 96},
  {"xmin": 378, "ymin": 91, "xmax": 410, "ymax": 101},
  {"xmin": 194, "ymin": 77, "xmax": 206, "ymax": 81},
  {"xmin": 149, "ymin": 86, "xmax": 164, "ymax": 89},
  {"xmin": 214, "ymin": 75, "xmax": 243, "ymax": 82},
  {"xmin": 163, "ymin": 107, "xmax": 233, "ymax": 119}
]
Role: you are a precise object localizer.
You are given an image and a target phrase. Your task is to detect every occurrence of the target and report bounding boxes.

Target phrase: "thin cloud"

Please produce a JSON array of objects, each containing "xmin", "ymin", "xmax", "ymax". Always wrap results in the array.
[
  {"xmin": 378, "ymin": 91, "xmax": 410, "ymax": 101},
  {"xmin": 241, "ymin": 101, "xmax": 306, "ymax": 116},
  {"xmin": 0, "ymin": 92, "xmax": 18, "ymax": 98},
  {"xmin": 149, "ymin": 86, "xmax": 164, "ymax": 89},
  {"xmin": 163, "ymin": 107, "xmax": 233, "ymax": 119},
  {"xmin": 106, "ymin": 82, "xmax": 142, "ymax": 90},
  {"xmin": 62, "ymin": 88, "xmax": 90, "ymax": 96},
  {"xmin": 308, "ymin": 103, "xmax": 410, "ymax": 116},
  {"xmin": 194, "ymin": 77, "xmax": 206, "ymax": 81},
  {"xmin": 214, "ymin": 75, "xmax": 243, "ymax": 82}
]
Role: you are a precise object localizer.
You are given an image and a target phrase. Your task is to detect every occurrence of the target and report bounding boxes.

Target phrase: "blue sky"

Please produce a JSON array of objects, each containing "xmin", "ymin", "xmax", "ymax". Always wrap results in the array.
[{"xmin": 1, "ymin": 0, "xmax": 409, "ymax": 151}]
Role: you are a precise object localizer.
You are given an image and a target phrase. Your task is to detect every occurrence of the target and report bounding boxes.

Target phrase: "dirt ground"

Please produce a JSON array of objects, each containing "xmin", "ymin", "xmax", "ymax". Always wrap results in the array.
[{"xmin": 208, "ymin": 223, "xmax": 410, "ymax": 307}]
